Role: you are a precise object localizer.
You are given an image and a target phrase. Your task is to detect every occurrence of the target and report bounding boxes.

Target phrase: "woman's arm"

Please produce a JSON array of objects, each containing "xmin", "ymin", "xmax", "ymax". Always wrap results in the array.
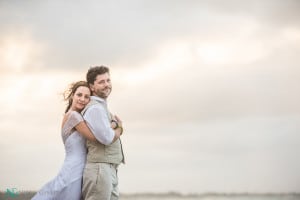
[
  {"xmin": 76, "ymin": 121, "xmax": 121, "ymax": 143},
  {"xmin": 75, "ymin": 121, "xmax": 97, "ymax": 142}
]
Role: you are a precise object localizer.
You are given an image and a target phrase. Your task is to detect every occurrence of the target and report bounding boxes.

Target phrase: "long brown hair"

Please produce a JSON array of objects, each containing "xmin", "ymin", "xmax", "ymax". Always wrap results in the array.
[{"xmin": 63, "ymin": 81, "xmax": 91, "ymax": 113}]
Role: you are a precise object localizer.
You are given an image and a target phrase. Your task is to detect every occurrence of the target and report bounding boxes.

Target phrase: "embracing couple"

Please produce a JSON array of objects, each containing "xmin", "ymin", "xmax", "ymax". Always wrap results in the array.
[{"xmin": 32, "ymin": 66, "xmax": 125, "ymax": 200}]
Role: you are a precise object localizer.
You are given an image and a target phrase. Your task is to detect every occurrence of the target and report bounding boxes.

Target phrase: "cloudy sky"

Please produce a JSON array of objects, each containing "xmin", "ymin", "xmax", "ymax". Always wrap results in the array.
[{"xmin": 1, "ymin": 0, "xmax": 300, "ymax": 194}]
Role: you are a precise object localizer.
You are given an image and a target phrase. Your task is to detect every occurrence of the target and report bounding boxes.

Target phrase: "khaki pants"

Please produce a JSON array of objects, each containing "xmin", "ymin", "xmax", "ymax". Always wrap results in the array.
[{"xmin": 82, "ymin": 163, "xmax": 119, "ymax": 200}]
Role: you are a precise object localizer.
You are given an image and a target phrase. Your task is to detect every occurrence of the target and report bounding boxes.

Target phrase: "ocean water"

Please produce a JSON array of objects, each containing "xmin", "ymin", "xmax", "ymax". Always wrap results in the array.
[{"xmin": 0, "ymin": 192, "xmax": 299, "ymax": 200}]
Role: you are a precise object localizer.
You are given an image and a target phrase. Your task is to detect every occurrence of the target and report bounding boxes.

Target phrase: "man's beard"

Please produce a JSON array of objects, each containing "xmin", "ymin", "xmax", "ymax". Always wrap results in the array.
[{"xmin": 94, "ymin": 87, "xmax": 111, "ymax": 99}]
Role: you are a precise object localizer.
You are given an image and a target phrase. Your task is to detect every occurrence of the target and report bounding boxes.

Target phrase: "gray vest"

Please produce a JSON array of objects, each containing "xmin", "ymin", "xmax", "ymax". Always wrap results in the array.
[{"xmin": 82, "ymin": 99, "xmax": 125, "ymax": 164}]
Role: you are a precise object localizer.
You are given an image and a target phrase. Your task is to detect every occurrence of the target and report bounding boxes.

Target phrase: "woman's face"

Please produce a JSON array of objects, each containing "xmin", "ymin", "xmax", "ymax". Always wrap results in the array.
[{"xmin": 71, "ymin": 86, "xmax": 91, "ymax": 112}]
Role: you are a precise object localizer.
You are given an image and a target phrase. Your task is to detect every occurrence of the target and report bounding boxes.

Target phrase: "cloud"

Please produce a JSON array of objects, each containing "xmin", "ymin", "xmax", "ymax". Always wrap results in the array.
[
  {"xmin": 1, "ymin": 0, "xmax": 299, "ymax": 71},
  {"xmin": 120, "ymin": 115, "xmax": 300, "ymax": 193},
  {"xmin": 108, "ymin": 29, "xmax": 300, "ymax": 125}
]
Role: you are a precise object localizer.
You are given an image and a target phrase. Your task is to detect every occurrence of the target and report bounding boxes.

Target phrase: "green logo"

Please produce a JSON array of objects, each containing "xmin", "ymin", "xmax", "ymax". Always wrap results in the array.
[{"xmin": 5, "ymin": 188, "xmax": 19, "ymax": 198}]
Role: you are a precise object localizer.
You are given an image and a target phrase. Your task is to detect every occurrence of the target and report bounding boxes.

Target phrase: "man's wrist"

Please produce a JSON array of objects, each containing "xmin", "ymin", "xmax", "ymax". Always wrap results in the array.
[
  {"xmin": 111, "ymin": 119, "xmax": 123, "ymax": 135},
  {"xmin": 111, "ymin": 119, "xmax": 119, "ymax": 129}
]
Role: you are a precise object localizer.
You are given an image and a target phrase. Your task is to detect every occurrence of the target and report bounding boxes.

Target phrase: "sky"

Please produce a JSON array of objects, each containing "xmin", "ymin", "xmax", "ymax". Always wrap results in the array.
[{"xmin": 1, "ymin": 0, "xmax": 300, "ymax": 194}]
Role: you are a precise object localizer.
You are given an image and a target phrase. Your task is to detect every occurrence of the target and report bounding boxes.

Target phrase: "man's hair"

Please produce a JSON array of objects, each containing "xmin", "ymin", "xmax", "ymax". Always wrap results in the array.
[{"xmin": 86, "ymin": 65, "xmax": 110, "ymax": 85}]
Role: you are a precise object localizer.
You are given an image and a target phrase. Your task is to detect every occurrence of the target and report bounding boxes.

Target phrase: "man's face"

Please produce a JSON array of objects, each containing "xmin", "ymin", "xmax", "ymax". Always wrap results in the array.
[{"xmin": 90, "ymin": 72, "xmax": 112, "ymax": 99}]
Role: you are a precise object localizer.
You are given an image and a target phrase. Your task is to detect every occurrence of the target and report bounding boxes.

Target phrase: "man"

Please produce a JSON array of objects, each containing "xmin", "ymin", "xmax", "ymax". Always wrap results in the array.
[{"xmin": 82, "ymin": 66, "xmax": 125, "ymax": 200}]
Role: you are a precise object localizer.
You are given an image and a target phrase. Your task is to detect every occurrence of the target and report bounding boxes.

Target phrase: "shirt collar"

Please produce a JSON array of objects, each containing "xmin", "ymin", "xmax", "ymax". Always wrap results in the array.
[{"xmin": 91, "ymin": 96, "xmax": 106, "ymax": 103}]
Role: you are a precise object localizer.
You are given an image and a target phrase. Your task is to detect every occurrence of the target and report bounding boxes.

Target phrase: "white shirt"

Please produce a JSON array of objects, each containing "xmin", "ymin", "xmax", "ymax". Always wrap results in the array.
[{"xmin": 83, "ymin": 96, "xmax": 115, "ymax": 145}]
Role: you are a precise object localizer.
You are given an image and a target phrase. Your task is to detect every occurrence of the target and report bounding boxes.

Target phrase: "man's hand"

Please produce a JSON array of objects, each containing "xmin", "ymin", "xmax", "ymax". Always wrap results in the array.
[
  {"xmin": 114, "ymin": 115, "xmax": 122, "ymax": 128},
  {"xmin": 110, "ymin": 115, "xmax": 123, "ymax": 143},
  {"xmin": 111, "ymin": 115, "xmax": 122, "ymax": 129}
]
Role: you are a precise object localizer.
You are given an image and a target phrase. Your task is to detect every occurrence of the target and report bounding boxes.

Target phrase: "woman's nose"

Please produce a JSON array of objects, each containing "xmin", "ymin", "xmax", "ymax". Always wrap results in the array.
[{"xmin": 79, "ymin": 96, "xmax": 85, "ymax": 101}]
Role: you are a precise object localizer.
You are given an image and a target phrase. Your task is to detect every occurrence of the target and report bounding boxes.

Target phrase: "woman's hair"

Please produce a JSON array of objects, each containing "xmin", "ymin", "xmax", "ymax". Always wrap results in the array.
[{"xmin": 63, "ymin": 81, "xmax": 91, "ymax": 113}]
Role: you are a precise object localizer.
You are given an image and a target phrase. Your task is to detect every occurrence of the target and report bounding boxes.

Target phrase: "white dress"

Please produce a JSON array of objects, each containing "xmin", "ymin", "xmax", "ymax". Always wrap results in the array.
[{"xmin": 32, "ymin": 111, "xmax": 87, "ymax": 200}]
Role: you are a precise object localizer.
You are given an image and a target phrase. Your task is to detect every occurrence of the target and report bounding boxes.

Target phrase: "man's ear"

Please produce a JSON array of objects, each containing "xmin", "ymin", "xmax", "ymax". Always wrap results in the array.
[{"xmin": 89, "ymin": 83, "xmax": 94, "ymax": 91}]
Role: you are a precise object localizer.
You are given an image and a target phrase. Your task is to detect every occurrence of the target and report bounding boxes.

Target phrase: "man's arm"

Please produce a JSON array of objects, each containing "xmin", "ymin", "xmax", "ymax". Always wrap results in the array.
[{"xmin": 84, "ymin": 105, "xmax": 119, "ymax": 145}]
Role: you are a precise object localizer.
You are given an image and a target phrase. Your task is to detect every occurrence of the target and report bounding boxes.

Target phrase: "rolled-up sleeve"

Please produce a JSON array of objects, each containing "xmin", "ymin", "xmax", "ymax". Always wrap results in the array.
[{"xmin": 83, "ymin": 105, "xmax": 115, "ymax": 145}]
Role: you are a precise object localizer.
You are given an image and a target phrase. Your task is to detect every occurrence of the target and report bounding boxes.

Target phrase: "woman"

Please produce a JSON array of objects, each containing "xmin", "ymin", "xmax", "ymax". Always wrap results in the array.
[{"xmin": 32, "ymin": 81, "xmax": 97, "ymax": 200}]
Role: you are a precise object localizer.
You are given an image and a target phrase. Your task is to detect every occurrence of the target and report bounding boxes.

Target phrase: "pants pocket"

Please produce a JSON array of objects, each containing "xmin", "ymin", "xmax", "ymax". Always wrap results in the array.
[{"xmin": 82, "ymin": 164, "xmax": 100, "ymax": 195}]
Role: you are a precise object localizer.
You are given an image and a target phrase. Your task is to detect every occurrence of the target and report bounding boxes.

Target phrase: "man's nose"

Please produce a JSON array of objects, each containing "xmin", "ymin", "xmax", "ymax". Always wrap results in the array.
[{"xmin": 104, "ymin": 81, "xmax": 110, "ymax": 87}]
